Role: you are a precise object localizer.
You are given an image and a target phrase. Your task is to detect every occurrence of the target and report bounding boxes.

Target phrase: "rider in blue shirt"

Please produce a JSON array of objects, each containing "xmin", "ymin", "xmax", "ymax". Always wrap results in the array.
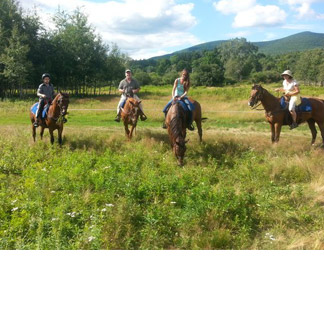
[{"xmin": 162, "ymin": 69, "xmax": 194, "ymax": 130}]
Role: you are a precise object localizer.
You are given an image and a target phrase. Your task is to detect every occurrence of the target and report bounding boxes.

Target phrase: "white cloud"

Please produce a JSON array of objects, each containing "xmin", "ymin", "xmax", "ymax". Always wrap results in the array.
[
  {"xmin": 280, "ymin": 0, "xmax": 324, "ymax": 19},
  {"xmin": 213, "ymin": 0, "xmax": 256, "ymax": 15},
  {"xmin": 233, "ymin": 5, "xmax": 287, "ymax": 28},
  {"xmin": 295, "ymin": 3, "xmax": 316, "ymax": 18},
  {"xmin": 19, "ymin": 0, "xmax": 199, "ymax": 59}
]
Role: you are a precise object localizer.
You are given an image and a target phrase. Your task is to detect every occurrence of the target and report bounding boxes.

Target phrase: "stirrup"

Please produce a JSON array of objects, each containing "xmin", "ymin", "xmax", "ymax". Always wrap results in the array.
[
  {"xmin": 162, "ymin": 122, "xmax": 167, "ymax": 129},
  {"xmin": 114, "ymin": 115, "xmax": 120, "ymax": 122},
  {"xmin": 188, "ymin": 124, "xmax": 194, "ymax": 131}
]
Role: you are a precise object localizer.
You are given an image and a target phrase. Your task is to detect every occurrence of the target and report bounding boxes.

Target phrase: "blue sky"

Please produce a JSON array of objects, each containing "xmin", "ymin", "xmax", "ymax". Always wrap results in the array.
[{"xmin": 19, "ymin": 0, "xmax": 324, "ymax": 59}]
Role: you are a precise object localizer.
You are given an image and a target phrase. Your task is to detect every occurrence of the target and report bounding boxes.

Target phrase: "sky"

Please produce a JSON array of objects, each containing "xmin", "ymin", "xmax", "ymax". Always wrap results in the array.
[{"xmin": 19, "ymin": 0, "xmax": 324, "ymax": 59}]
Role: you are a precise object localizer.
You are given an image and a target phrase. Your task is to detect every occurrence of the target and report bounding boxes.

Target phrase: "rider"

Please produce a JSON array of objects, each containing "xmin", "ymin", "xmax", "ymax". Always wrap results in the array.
[
  {"xmin": 34, "ymin": 73, "xmax": 55, "ymax": 127},
  {"xmin": 275, "ymin": 70, "xmax": 301, "ymax": 129},
  {"xmin": 114, "ymin": 69, "xmax": 147, "ymax": 122},
  {"xmin": 162, "ymin": 68, "xmax": 194, "ymax": 130}
]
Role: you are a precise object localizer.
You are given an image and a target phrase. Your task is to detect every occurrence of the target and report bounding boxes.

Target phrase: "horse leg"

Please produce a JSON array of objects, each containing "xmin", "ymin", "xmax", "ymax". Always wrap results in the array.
[
  {"xmin": 129, "ymin": 124, "xmax": 136, "ymax": 140},
  {"xmin": 274, "ymin": 123, "xmax": 282, "ymax": 143},
  {"xmin": 124, "ymin": 123, "xmax": 130, "ymax": 139},
  {"xmin": 49, "ymin": 128, "xmax": 55, "ymax": 144},
  {"xmin": 316, "ymin": 121, "xmax": 324, "ymax": 147},
  {"xmin": 31, "ymin": 123, "xmax": 36, "ymax": 142},
  {"xmin": 307, "ymin": 119, "xmax": 317, "ymax": 145},
  {"xmin": 58, "ymin": 127, "xmax": 63, "ymax": 146},
  {"xmin": 269, "ymin": 123, "xmax": 275, "ymax": 143},
  {"xmin": 195, "ymin": 118, "xmax": 202, "ymax": 143},
  {"xmin": 40, "ymin": 126, "xmax": 45, "ymax": 140},
  {"xmin": 193, "ymin": 103, "xmax": 202, "ymax": 143}
]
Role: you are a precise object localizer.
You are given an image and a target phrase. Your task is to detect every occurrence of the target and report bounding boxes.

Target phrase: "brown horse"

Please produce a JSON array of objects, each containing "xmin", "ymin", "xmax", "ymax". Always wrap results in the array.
[
  {"xmin": 121, "ymin": 97, "xmax": 142, "ymax": 140},
  {"xmin": 248, "ymin": 84, "xmax": 324, "ymax": 145},
  {"xmin": 30, "ymin": 92, "xmax": 69, "ymax": 145},
  {"xmin": 165, "ymin": 99, "xmax": 203, "ymax": 165}
]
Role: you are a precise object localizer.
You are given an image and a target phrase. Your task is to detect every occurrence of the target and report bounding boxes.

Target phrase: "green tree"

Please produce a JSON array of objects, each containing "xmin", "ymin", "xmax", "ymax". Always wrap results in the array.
[{"xmin": 0, "ymin": 25, "xmax": 32, "ymax": 97}]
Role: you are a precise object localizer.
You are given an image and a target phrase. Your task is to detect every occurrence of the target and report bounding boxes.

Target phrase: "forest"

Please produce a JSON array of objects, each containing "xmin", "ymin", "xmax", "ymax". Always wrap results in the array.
[{"xmin": 1, "ymin": 0, "xmax": 324, "ymax": 99}]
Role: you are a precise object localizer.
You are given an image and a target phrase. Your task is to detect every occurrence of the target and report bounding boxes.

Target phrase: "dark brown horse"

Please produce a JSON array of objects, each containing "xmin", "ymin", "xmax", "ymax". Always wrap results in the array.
[
  {"xmin": 165, "ymin": 99, "xmax": 203, "ymax": 165},
  {"xmin": 248, "ymin": 84, "xmax": 324, "ymax": 145},
  {"xmin": 121, "ymin": 97, "xmax": 142, "ymax": 140},
  {"xmin": 30, "ymin": 92, "xmax": 69, "ymax": 145}
]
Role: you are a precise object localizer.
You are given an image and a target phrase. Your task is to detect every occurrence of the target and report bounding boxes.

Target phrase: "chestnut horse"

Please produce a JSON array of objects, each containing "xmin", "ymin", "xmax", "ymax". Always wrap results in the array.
[
  {"xmin": 165, "ymin": 99, "xmax": 203, "ymax": 165},
  {"xmin": 248, "ymin": 84, "xmax": 324, "ymax": 145},
  {"xmin": 30, "ymin": 92, "xmax": 69, "ymax": 145},
  {"xmin": 121, "ymin": 97, "xmax": 142, "ymax": 140}
]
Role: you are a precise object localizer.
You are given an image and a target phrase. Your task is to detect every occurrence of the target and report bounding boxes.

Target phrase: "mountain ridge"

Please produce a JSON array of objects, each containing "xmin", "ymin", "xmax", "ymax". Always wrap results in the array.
[{"xmin": 150, "ymin": 31, "xmax": 324, "ymax": 60}]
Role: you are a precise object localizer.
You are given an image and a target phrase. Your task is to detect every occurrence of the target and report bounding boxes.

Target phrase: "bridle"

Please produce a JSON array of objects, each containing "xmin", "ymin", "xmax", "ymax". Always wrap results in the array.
[
  {"xmin": 249, "ymin": 86, "xmax": 264, "ymax": 110},
  {"xmin": 51, "ymin": 93, "xmax": 69, "ymax": 123}
]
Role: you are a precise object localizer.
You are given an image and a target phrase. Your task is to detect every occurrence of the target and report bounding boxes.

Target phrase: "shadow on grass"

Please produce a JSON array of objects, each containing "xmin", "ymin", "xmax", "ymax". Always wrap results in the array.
[{"xmin": 187, "ymin": 140, "xmax": 251, "ymax": 167}]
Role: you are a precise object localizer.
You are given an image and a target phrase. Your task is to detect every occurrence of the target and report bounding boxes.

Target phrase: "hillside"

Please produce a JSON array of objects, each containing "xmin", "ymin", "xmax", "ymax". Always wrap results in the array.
[{"xmin": 151, "ymin": 31, "xmax": 324, "ymax": 60}]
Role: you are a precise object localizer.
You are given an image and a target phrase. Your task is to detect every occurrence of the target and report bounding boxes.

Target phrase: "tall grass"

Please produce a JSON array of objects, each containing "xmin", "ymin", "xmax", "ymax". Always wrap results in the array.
[{"xmin": 1, "ymin": 85, "xmax": 324, "ymax": 250}]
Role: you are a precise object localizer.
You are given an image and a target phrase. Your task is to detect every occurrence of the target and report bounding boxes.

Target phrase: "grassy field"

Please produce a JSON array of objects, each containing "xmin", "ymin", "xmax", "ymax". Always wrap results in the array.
[{"xmin": 1, "ymin": 84, "xmax": 324, "ymax": 249}]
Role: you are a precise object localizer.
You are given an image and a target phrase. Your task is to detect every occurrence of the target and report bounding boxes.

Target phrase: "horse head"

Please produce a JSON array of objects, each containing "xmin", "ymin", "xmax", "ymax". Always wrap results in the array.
[
  {"xmin": 174, "ymin": 137, "xmax": 187, "ymax": 166},
  {"xmin": 125, "ymin": 97, "xmax": 141, "ymax": 124},
  {"xmin": 57, "ymin": 91, "xmax": 70, "ymax": 116},
  {"xmin": 248, "ymin": 84, "xmax": 264, "ymax": 107}
]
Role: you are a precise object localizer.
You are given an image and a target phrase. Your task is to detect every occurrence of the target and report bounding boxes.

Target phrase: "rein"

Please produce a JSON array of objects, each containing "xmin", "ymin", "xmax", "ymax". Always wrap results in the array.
[
  {"xmin": 49, "ymin": 94, "xmax": 68, "ymax": 123},
  {"xmin": 250, "ymin": 102, "xmax": 263, "ymax": 110}
]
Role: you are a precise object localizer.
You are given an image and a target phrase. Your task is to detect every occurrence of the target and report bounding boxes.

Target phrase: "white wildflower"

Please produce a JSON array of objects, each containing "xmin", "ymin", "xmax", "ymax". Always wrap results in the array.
[
  {"xmin": 170, "ymin": 201, "xmax": 176, "ymax": 204},
  {"xmin": 41, "ymin": 168, "xmax": 46, "ymax": 171},
  {"xmin": 11, "ymin": 207, "xmax": 19, "ymax": 212},
  {"xmin": 101, "ymin": 208, "xmax": 107, "ymax": 212},
  {"xmin": 67, "ymin": 212, "xmax": 76, "ymax": 218},
  {"xmin": 11, "ymin": 200, "xmax": 17, "ymax": 204},
  {"xmin": 51, "ymin": 191, "xmax": 56, "ymax": 194},
  {"xmin": 88, "ymin": 236, "xmax": 95, "ymax": 242},
  {"xmin": 105, "ymin": 203, "xmax": 114, "ymax": 207}
]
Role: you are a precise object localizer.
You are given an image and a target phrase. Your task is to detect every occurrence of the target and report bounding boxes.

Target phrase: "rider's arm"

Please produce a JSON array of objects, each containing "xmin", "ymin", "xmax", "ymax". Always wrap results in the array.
[
  {"xmin": 180, "ymin": 83, "xmax": 189, "ymax": 99},
  {"xmin": 286, "ymin": 85, "xmax": 300, "ymax": 97},
  {"xmin": 172, "ymin": 79, "xmax": 177, "ymax": 98},
  {"xmin": 132, "ymin": 87, "xmax": 140, "ymax": 94},
  {"xmin": 37, "ymin": 89, "xmax": 46, "ymax": 99}
]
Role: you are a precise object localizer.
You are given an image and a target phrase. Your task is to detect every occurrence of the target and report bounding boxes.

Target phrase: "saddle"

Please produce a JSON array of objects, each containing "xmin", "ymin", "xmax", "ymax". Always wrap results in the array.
[
  {"xmin": 280, "ymin": 96, "xmax": 312, "ymax": 126},
  {"xmin": 30, "ymin": 102, "xmax": 51, "ymax": 119}
]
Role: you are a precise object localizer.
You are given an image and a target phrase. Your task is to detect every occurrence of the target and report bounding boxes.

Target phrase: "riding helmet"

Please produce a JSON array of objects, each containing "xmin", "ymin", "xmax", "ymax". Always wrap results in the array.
[{"xmin": 42, "ymin": 73, "xmax": 51, "ymax": 80}]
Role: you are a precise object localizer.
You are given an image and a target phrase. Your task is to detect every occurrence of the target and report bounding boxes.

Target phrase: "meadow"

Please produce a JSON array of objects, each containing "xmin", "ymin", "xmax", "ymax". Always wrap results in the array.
[{"xmin": 1, "ymin": 84, "xmax": 324, "ymax": 249}]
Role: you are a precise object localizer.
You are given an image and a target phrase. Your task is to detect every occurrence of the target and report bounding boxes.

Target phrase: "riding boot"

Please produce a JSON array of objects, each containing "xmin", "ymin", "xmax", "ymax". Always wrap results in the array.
[
  {"xmin": 34, "ymin": 112, "xmax": 40, "ymax": 127},
  {"xmin": 139, "ymin": 108, "xmax": 147, "ymax": 121},
  {"xmin": 114, "ymin": 110, "xmax": 121, "ymax": 122},
  {"xmin": 188, "ymin": 124, "xmax": 194, "ymax": 131},
  {"xmin": 140, "ymin": 113, "xmax": 147, "ymax": 121},
  {"xmin": 290, "ymin": 122, "xmax": 298, "ymax": 130}
]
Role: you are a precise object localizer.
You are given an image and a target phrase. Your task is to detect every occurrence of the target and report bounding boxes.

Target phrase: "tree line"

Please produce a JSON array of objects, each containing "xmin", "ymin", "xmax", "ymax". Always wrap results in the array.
[
  {"xmin": 130, "ymin": 40, "xmax": 324, "ymax": 88},
  {"xmin": 0, "ymin": 0, "xmax": 128, "ymax": 98},
  {"xmin": 1, "ymin": 0, "xmax": 324, "ymax": 100}
]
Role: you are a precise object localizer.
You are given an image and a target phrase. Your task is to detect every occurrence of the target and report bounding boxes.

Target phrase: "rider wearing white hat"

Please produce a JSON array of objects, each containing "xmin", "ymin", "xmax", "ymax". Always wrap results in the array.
[{"xmin": 275, "ymin": 70, "xmax": 301, "ymax": 129}]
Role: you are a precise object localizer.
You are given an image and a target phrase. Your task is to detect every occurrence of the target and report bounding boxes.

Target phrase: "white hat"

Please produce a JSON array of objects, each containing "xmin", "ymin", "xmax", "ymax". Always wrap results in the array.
[{"xmin": 281, "ymin": 70, "xmax": 293, "ymax": 77}]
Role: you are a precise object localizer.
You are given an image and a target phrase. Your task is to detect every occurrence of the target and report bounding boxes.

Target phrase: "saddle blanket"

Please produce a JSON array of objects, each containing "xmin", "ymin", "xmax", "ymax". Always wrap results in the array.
[
  {"xmin": 30, "ymin": 102, "xmax": 50, "ymax": 118},
  {"xmin": 280, "ymin": 96, "xmax": 312, "ymax": 112}
]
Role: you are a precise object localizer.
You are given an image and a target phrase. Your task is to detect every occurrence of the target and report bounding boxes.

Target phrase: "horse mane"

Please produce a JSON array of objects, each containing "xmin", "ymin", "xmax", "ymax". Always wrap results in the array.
[{"xmin": 169, "ymin": 101, "xmax": 186, "ymax": 141}]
